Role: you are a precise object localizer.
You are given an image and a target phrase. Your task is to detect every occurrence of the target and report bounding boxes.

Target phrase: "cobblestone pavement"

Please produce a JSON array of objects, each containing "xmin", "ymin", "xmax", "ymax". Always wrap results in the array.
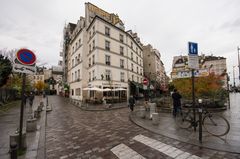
[{"xmin": 46, "ymin": 96, "xmax": 240, "ymax": 159}]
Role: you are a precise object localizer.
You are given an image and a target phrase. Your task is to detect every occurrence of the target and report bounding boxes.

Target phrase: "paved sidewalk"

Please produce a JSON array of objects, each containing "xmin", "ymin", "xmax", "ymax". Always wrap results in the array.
[
  {"xmin": 130, "ymin": 93, "xmax": 240, "ymax": 154},
  {"xmin": 0, "ymin": 96, "xmax": 46, "ymax": 159}
]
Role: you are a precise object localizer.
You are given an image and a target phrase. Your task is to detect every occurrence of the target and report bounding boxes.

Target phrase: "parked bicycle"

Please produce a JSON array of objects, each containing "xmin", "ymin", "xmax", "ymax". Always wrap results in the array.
[{"xmin": 175, "ymin": 104, "xmax": 230, "ymax": 137}]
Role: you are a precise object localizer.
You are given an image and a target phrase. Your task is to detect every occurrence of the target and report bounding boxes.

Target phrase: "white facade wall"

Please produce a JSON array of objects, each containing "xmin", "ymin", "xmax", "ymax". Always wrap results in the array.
[{"xmin": 66, "ymin": 16, "xmax": 143, "ymax": 101}]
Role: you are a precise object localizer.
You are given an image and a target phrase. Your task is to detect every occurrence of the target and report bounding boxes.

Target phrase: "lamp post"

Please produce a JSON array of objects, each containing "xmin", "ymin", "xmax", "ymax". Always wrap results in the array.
[
  {"xmin": 233, "ymin": 66, "xmax": 236, "ymax": 88},
  {"xmin": 238, "ymin": 47, "xmax": 240, "ymax": 81}
]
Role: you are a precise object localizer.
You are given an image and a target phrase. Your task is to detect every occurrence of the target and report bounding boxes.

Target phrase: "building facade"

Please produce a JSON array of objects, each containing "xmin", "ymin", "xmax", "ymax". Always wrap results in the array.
[
  {"xmin": 62, "ymin": 3, "xmax": 144, "ymax": 101},
  {"xmin": 142, "ymin": 44, "xmax": 168, "ymax": 92},
  {"xmin": 171, "ymin": 54, "xmax": 227, "ymax": 89}
]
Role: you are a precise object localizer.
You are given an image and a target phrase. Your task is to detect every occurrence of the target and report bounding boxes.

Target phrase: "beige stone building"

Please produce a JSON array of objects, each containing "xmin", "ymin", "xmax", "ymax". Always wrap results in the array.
[
  {"xmin": 62, "ymin": 3, "xmax": 144, "ymax": 102},
  {"xmin": 171, "ymin": 54, "xmax": 227, "ymax": 89},
  {"xmin": 142, "ymin": 44, "xmax": 168, "ymax": 92}
]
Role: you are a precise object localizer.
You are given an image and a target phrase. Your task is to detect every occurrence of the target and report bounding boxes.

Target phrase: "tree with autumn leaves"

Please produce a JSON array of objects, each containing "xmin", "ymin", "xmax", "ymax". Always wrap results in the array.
[{"xmin": 171, "ymin": 73, "xmax": 227, "ymax": 100}]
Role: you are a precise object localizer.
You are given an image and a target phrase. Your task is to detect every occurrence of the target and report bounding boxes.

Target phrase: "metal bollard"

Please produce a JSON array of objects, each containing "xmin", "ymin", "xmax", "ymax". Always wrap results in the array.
[{"xmin": 10, "ymin": 141, "xmax": 18, "ymax": 159}]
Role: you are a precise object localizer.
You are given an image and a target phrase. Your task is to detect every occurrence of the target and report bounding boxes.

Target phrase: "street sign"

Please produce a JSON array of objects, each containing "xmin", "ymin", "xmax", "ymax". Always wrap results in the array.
[
  {"xmin": 143, "ymin": 78, "xmax": 148, "ymax": 85},
  {"xmin": 13, "ymin": 49, "xmax": 36, "ymax": 74},
  {"xmin": 13, "ymin": 63, "xmax": 36, "ymax": 74},
  {"xmin": 16, "ymin": 49, "xmax": 36, "ymax": 65},
  {"xmin": 143, "ymin": 85, "xmax": 147, "ymax": 90},
  {"xmin": 188, "ymin": 55, "xmax": 199, "ymax": 69},
  {"xmin": 188, "ymin": 42, "xmax": 198, "ymax": 55}
]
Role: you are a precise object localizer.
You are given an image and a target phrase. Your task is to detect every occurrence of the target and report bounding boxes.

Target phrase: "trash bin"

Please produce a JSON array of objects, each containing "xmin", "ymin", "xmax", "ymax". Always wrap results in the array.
[{"xmin": 152, "ymin": 113, "xmax": 159, "ymax": 125}]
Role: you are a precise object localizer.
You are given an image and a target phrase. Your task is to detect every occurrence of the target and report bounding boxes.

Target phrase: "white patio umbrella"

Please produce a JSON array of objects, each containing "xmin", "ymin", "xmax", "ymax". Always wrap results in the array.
[
  {"xmin": 90, "ymin": 87, "xmax": 103, "ymax": 91},
  {"xmin": 102, "ymin": 88, "xmax": 111, "ymax": 91},
  {"xmin": 114, "ymin": 88, "xmax": 127, "ymax": 91},
  {"xmin": 83, "ymin": 87, "xmax": 91, "ymax": 90}
]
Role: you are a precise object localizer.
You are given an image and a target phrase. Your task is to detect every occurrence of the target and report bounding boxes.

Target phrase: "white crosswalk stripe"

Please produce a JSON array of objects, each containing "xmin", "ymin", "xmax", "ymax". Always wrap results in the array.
[
  {"xmin": 133, "ymin": 134, "xmax": 202, "ymax": 159},
  {"xmin": 111, "ymin": 143, "xmax": 146, "ymax": 159}
]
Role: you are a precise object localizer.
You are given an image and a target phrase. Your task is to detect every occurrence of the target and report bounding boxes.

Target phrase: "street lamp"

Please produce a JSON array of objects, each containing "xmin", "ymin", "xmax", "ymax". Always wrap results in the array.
[
  {"xmin": 233, "ymin": 66, "xmax": 236, "ymax": 88},
  {"xmin": 238, "ymin": 46, "xmax": 240, "ymax": 81}
]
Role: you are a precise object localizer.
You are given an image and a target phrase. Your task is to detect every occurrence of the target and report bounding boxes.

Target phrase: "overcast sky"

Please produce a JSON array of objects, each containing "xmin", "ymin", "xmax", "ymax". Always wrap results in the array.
[{"xmin": 0, "ymin": 0, "xmax": 240, "ymax": 85}]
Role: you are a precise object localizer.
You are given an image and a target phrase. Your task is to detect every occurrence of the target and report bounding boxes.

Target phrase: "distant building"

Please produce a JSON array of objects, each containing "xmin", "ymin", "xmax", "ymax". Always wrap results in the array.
[
  {"xmin": 61, "ymin": 3, "xmax": 144, "ymax": 101},
  {"xmin": 27, "ymin": 66, "xmax": 63, "ymax": 94},
  {"xmin": 142, "ymin": 44, "xmax": 168, "ymax": 92},
  {"xmin": 171, "ymin": 54, "xmax": 227, "ymax": 89}
]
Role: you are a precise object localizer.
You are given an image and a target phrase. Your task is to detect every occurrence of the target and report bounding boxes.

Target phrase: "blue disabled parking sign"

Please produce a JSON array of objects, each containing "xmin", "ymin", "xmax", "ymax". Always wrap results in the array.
[{"xmin": 188, "ymin": 42, "xmax": 198, "ymax": 55}]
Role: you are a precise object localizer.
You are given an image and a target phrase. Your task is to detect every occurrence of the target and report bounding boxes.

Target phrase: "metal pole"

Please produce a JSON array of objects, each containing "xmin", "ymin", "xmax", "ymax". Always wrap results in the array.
[
  {"xmin": 233, "ymin": 66, "xmax": 236, "ymax": 88},
  {"xmin": 191, "ymin": 69, "xmax": 196, "ymax": 131},
  {"xmin": 238, "ymin": 47, "xmax": 240, "ymax": 81},
  {"xmin": 19, "ymin": 73, "xmax": 26, "ymax": 150},
  {"xmin": 198, "ymin": 99, "xmax": 203, "ymax": 143}
]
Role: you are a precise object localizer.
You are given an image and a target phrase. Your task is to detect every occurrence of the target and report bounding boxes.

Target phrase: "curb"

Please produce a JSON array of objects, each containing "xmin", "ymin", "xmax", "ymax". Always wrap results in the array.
[
  {"xmin": 36, "ymin": 100, "xmax": 46, "ymax": 159},
  {"xmin": 129, "ymin": 110, "xmax": 240, "ymax": 154}
]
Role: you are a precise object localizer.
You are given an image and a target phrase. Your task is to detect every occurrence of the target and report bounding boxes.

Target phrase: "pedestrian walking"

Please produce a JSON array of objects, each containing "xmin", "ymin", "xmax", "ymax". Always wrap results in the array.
[
  {"xmin": 129, "ymin": 95, "xmax": 135, "ymax": 111},
  {"xmin": 171, "ymin": 88, "xmax": 182, "ymax": 117},
  {"xmin": 29, "ymin": 92, "xmax": 35, "ymax": 107}
]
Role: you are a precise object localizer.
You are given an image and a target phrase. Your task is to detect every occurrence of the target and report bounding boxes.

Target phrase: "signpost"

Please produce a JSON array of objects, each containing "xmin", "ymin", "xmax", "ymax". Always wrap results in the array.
[
  {"xmin": 188, "ymin": 42, "xmax": 198, "ymax": 132},
  {"xmin": 13, "ymin": 48, "xmax": 36, "ymax": 151}
]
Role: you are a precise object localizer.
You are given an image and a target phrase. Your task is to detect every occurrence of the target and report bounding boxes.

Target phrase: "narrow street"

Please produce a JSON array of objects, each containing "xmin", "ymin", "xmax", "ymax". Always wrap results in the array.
[{"xmin": 46, "ymin": 96, "xmax": 240, "ymax": 159}]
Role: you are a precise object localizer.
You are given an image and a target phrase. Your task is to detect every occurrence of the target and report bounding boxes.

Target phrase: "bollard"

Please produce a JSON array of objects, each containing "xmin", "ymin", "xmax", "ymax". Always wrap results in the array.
[
  {"xmin": 149, "ymin": 103, "xmax": 156, "ymax": 119},
  {"xmin": 10, "ymin": 141, "xmax": 18, "ymax": 159},
  {"xmin": 152, "ymin": 113, "xmax": 159, "ymax": 125},
  {"xmin": 139, "ymin": 106, "xmax": 146, "ymax": 118},
  {"xmin": 26, "ymin": 118, "xmax": 37, "ymax": 132}
]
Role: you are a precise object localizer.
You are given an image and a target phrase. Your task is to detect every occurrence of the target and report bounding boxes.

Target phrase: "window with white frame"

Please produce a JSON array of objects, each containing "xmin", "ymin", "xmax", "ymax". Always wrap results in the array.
[
  {"xmin": 137, "ymin": 66, "xmax": 139, "ymax": 74},
  {"xmin": 119, "ymin": 34, "xmax": 124, "ymax": 43},
  {"xmin": 131, "ymin": 42, "xmax": 133, "ymax": 48},
  {"xmin": 92, "ymin": 40, "xmax": 95, "ymax": 50},
  {"xmin": 105, "ymin": 26, "xmax": 110, "ymax": 36},
  {"xmin": 120, "ymin": 46, "xmax": 124, "ymax": 55},
  {"xmin": 76, "ymin": 88, "xmax": 81, "ymax": 96},
  {"xmin": 120, "ymin": 59, "xmax": 124, "ymax": 68},
  {"xmin": 92, "ymin": 55, "xmax": 95, "ymax": 65},
  {"xmin": 92, "ymin": 70, "xmax": 95, "ymax": 80},
  {"xmin": 89, "ymin": 44, "xmax": 91, "ymax": 53},
  {"xmin": 136, "ymin": 56, "xmax": 138, "ymax": 64},
  {"xmin": 132, "ymin": 75, "xmax": 134, "ymax": 81},
  {"xmin": 105, "ymin": 40, "xmax": 110, "ymax": 51},
  {"xmin": 120, "ymin": 72, "xmax": 125, "ymax": 82},
  {"xmin": 78, "ymin": 69, "xmax": 80, "ymax": 79},
  {"xmin": 89, "ymin": 72, "xmax": 91, "ymax": 81},
  {"xmin": 105, "ymin": 69, "xmax": 111, "ymax": 80},
  {"xmin": 72, "ymin": 59, "xmax": 74, "ymax": 68},
  {"xmin": 131, "ymin": 63, "xmax": 134, "ymax": 71},
  {"xmin": 89, "ymin": 31, "xmax": 91, "ymax": 40},
  {"xmin": 72, "ymin": 73, "xmax": 74, "ymax": 82},
  {"xmin": 89, "ymin": 58, "xmax": 91, "ymax": 67},
  {"xmin": 92, "ymin": 26, "xmax": 95, "ymax": 34},
  {"xmin": 131, "ymin": 52, "xmax": 133, "ymax": 60},
  {"xmin": 105, "ymin": 55, "xmax": 110, "ymax": 65}
]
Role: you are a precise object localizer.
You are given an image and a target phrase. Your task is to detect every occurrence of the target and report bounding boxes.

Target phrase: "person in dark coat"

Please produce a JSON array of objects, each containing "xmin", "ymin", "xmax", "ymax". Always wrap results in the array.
[
  {"xmin": 129, "ymin": 95, "xmax": 135, "ymax": 111},
  {"xmin": 172, "ymin": 88, "xmax": 182, "ymax": 117},
  {"xmin": 29, "ymin": 92, "xmax": 35, "ymax": 107}
]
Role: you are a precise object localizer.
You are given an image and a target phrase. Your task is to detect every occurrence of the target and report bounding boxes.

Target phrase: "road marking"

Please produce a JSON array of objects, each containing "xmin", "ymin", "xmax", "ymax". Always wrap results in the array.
[
  {"xmin": 133, "ymin": 134, "xmax": 202, "ymax": 159},
  {"xmin": 111, "ymin": 143, "xmax": 146, "ymax": 159}
]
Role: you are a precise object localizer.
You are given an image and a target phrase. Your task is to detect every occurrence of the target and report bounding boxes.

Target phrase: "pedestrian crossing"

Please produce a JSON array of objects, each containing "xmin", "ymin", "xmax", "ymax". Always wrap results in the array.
[{"xmin": 111, "ymin": 134, "xmax": 201, "ymax": 159}]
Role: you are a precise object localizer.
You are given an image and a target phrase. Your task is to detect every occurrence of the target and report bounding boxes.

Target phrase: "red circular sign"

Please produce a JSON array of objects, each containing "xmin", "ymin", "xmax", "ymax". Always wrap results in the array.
[
  {"xmin": 143, "ymin": 78, "xmax": 148, "ymax": 85},
  {"xmin": 16, "ymin": 49, "xmax": 36, "ymax": 65}
]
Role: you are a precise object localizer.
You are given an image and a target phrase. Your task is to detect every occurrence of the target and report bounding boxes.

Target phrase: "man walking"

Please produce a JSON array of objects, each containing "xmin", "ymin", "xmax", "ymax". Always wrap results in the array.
[
  {"xmin": 172, "ymin": 89, "xmax": 182, "ymax": 117},
  {"xmin": 129, "ymin": 95, "xmax": 135, "ymax": 111}
]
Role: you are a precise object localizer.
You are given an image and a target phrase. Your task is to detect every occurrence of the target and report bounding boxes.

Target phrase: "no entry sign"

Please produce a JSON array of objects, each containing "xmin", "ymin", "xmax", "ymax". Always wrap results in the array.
[{"xmin": 16, "ymin": 49, "xmax": 36, "ymax": 65}]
